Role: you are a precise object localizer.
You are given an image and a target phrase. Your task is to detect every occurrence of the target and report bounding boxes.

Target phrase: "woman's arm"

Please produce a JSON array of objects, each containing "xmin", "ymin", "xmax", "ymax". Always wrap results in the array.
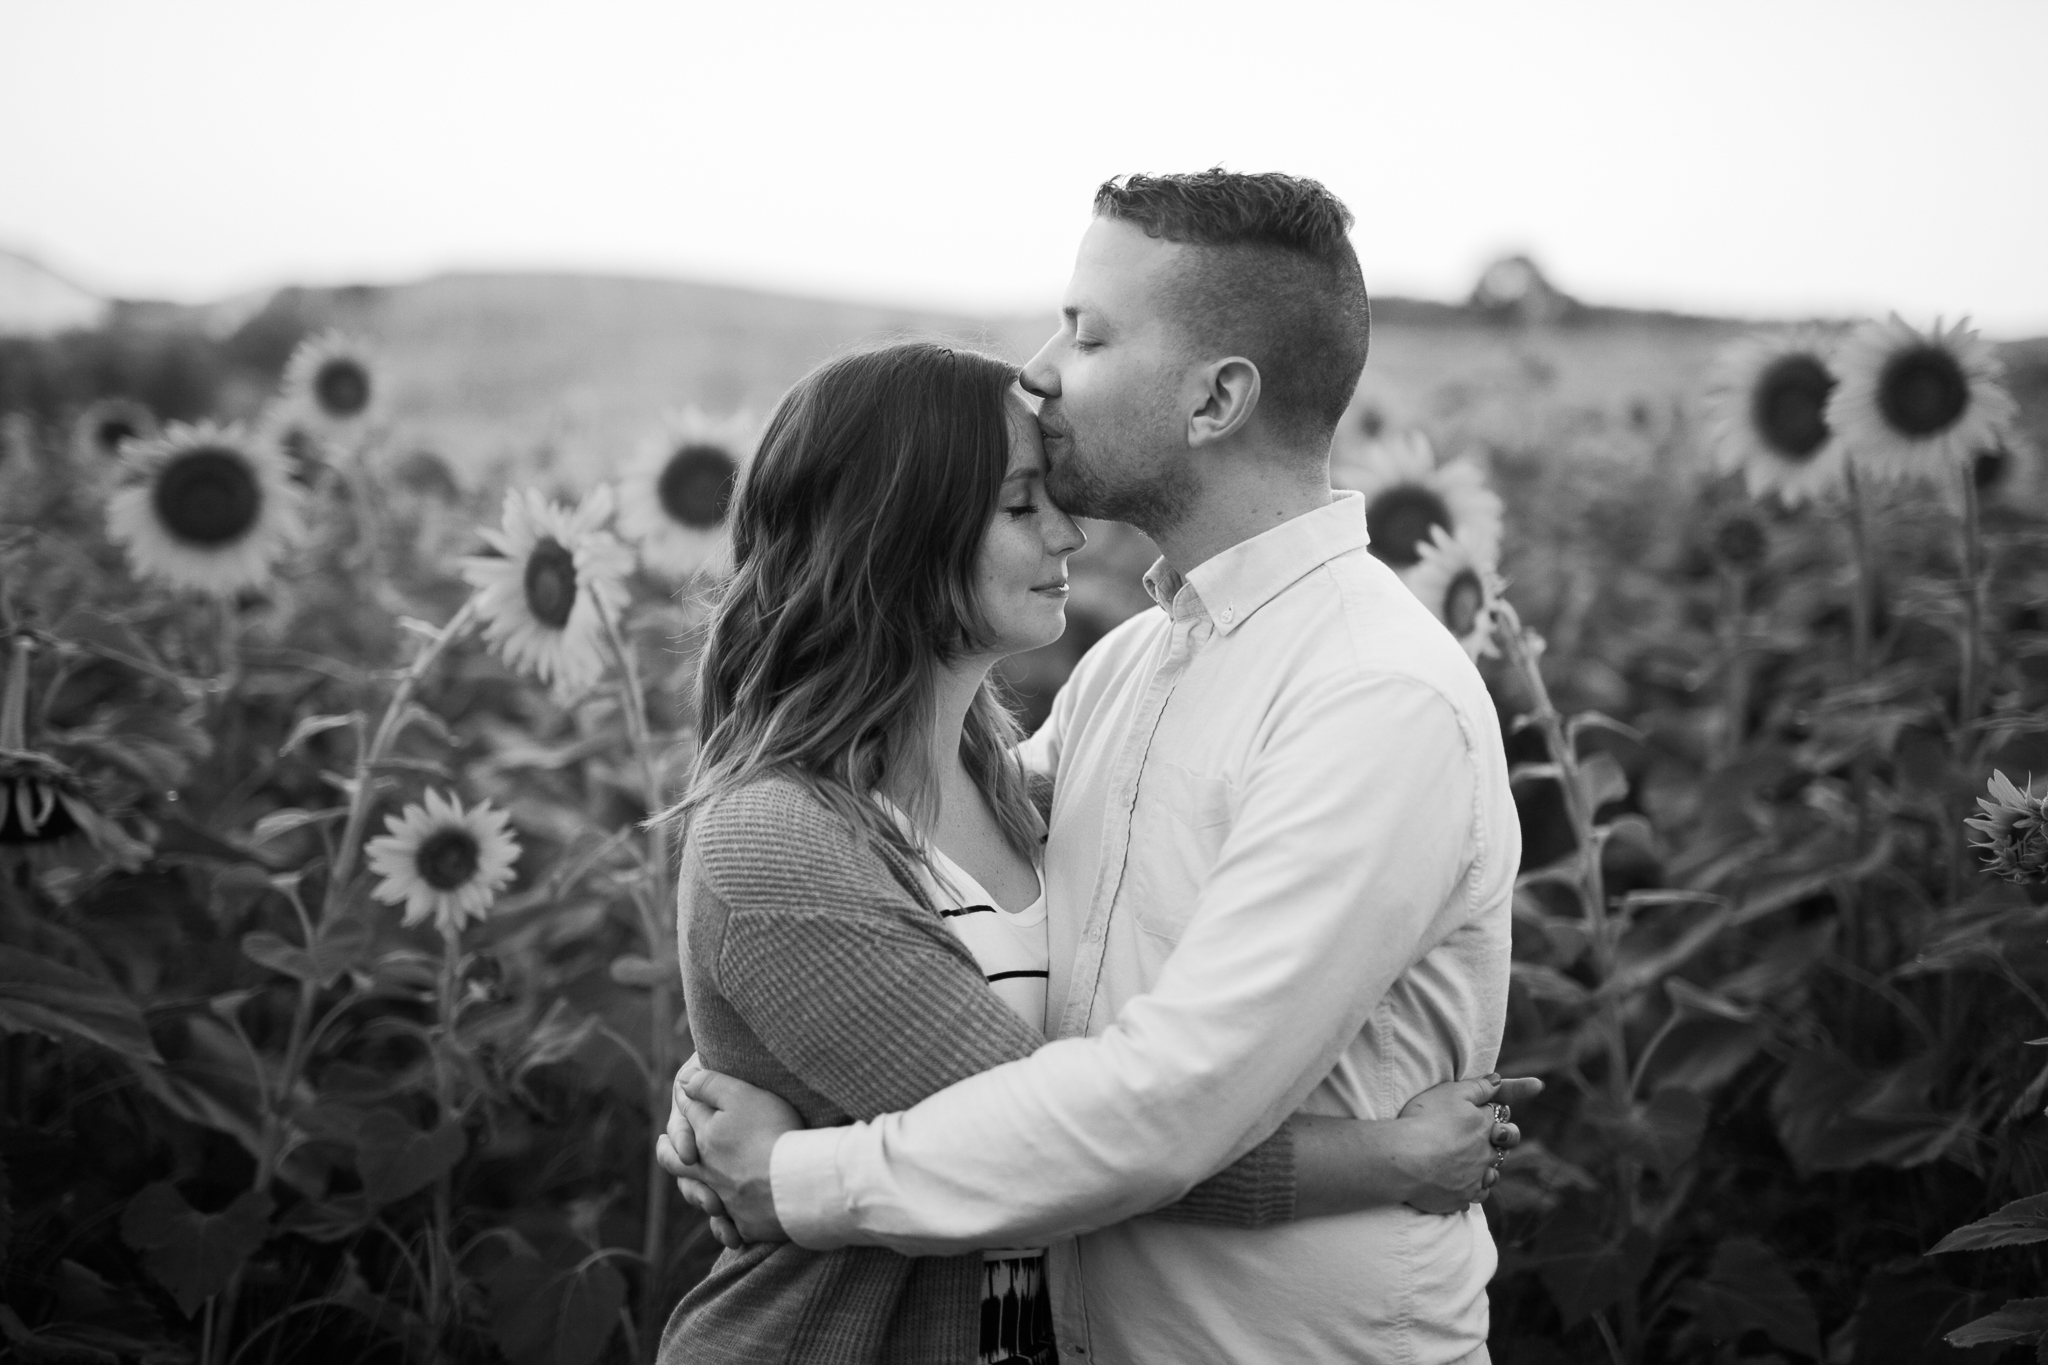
[{"xmin": 1154, "ymin": 1074, "xmax": 1539, "ymax": 1226}]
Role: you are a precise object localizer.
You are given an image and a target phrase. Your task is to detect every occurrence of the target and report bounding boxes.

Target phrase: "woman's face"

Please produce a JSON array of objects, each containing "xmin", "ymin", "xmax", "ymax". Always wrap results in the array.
[{"xmin": 972, "ymin": 391, "xmax": 1087, "ymax": 659}]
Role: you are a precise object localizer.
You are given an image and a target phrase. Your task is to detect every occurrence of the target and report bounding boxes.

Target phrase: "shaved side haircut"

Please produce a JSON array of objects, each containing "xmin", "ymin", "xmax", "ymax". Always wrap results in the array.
[{"xmin": 1095, "ymin": 169, "xmax": 1371, "ymax": 451}]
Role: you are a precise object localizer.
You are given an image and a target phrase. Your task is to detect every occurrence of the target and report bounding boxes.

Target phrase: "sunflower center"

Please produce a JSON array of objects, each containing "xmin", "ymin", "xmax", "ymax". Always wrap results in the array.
[
  {"xmin": 523, "ymin": 538, "xmax": 579, "ymax": 629},
  {"xmin": 1366, "ymin": 484, "xmax": 1453, "ymax": 569},
  {"xmin": 152, "ymin": 447, "xmax": 263, "ymax": 547},
  {"xmin": 1712, "ymin": 515, "xmax": 1768, "ymax": 569},
  {"xmin": 95, "ymin": 418, "xmax": 138, "ymax": 456},
  {"xmin": 1443, "ymin": 570, "xmax": 1484, "ymax": 639},
  {"xmin": 1973, "ymin": 445, "xmax": 2008, "ymax": 492},
  {"xmin": 314, "ymin": 359, "xmax": 372, "ymax": 418},
  {"xmin": 1749, "ymin": 353, "xmax": 1833, "ymax": 460},
  {"xmin": 414, "ymin": 827, "xmax": 480, "ymax": 890},
  {"xmin": 658, "ymin": 445, "xmax": 739, "ymax": 529},
  {"xmin": 1877, "ymin": 345, "xmax": 1968, "ymax": 438}
]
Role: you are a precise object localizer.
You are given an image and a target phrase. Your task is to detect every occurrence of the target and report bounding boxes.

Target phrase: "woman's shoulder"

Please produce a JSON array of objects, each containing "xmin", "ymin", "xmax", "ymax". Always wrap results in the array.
[{"xmin": 685, "ymin": 774, "xmax": 902, "ymax": 902}]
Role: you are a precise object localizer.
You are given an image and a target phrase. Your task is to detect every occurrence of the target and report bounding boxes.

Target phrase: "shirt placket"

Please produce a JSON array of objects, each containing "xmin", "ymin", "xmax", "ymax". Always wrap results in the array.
[{"xmin": 1049, "ymin": 588, "xmax": 1211, "ymax": 1362}]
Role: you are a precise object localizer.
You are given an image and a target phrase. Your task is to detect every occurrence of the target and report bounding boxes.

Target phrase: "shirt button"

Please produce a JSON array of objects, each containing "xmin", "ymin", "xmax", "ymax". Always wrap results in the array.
[{"xmin": 1220, "ymin": 606, "xmax": 1234, "ymax": 623}]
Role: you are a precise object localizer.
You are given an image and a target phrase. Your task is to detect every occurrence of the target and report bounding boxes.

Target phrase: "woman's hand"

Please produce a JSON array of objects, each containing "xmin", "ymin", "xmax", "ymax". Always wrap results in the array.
[
  {"xmin": 1393, "ymin": 1073, "xmax": 1541, "ymax": 1214},
  {"xmin": 664, "ymin": 1062, "xmax": 805, "ymax": 1245}
]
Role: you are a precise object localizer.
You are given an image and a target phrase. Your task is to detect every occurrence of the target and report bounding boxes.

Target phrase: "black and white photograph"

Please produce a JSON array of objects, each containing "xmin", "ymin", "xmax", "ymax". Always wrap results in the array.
[{"xmin": 3, "ymin": 3, "xmax": 2045, "ymax": 1362}]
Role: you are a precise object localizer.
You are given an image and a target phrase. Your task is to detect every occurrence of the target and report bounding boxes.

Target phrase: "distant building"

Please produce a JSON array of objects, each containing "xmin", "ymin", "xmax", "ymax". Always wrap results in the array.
[
  {"xmin": 1469, "ymin": 254, "xmax": 1579, "ymax": 325},
  {"xmin": 0, "ymin": 248, "xmax": 109, "ymax": 335}
]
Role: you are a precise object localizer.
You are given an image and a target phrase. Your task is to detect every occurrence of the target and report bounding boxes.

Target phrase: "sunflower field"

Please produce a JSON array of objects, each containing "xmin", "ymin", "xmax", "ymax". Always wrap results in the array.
[{"xmin": 2, "ymin": 305, "xmax": 2047, "ymax": 1365}]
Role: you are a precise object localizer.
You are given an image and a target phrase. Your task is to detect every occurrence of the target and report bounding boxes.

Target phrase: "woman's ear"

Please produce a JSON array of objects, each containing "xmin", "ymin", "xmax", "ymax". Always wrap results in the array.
[{"xmin": 1187, "ymin": 357, "xmax": 1261, "ymax": 448}]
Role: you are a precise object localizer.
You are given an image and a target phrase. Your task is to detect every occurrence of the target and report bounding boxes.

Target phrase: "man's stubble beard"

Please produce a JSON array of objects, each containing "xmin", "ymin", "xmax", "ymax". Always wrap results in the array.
[{"xmin": 1044, "ymin": 435, "xmax": 1199, "ymax": 542}]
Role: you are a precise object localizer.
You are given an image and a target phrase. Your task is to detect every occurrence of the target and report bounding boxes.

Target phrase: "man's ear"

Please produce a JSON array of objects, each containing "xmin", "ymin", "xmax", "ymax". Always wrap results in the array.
[{"xmin": 1187, "ymin": 357, "xmax": 1261, "ymax": 448}]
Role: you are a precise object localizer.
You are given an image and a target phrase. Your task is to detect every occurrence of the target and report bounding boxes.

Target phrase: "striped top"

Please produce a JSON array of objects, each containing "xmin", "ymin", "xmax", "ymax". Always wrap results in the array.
[
  {"xmin": 887, "ymin": 812, "xmax": 1056, "ymax": 1363},
  {"xmin": 913, "ymin": 844, "xmax": 1050, "ymax": 1032}
]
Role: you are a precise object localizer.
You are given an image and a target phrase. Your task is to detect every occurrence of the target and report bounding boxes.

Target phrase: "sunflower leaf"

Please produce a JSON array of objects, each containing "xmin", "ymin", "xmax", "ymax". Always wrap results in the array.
[
  {"xmin": 356, "ymin": 1110, "xmax": 466, "ymax": 1207},
  {"xmin": 282, "ymin": 712, "xmax": 363, "ymax": 759},
  {"xmin": 1929, "ymin": 1195, "xmax": 2048, "ymax": 1254},
  {"xmin": 249, "ymin": 806, "xmax": 346, "ymax": 843},
  {"xmin": 119, "ymin": 1183, "xmax": 272, "ymax": 1318},
  {"xmin": 1946, "ymin": 1298, "xmax": 2048, "ymax": 1347},
  {"xmin": 1675, "ymin": 1235, "xmax": 1821, "ymax": 1359},
  {"xmin": 485, "ymin": 1249, "xmax": 627, "ymax": 1365},
  {"xmin": 0, "ymin": 947, "xmax": 161, "ymax": 1064}
]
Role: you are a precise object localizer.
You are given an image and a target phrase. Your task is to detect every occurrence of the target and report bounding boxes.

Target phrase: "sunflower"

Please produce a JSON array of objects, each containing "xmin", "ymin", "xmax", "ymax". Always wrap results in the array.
[
  {"xmin": 70, "ymin": 397, "xmax": 158, "ymax": 467},
  {"xmin": 1828, "ymin": 316, "xmax": 2018, "ymax": 488},
  {"xmin": 1331, "ymin": 431, "xmax": 1503, "ymax": 572},
  {"xmin": 1401, "ymin": 526, "xmax": 1502, "ymax": 660},
  {"xmin": 1700, "ymin": 330, "xmax": 1847, "ymax": 505},
  {"xmin": 1971, "ymin": 431, "xmax": 2037, "ymax": 503},
  {"xmin": 460, "ymin": 484, "xmax": 633, "ymax": 693},
  {"xmin": 106, "ymin": 422, "xmax": 307, "ymax": 597},
  {"xmin": 365, "ymin": 789, "xmax": 521, "ymax": 935},
  {"xmin": 1707, "ymin": 507, "xmax": 1771, "ymax": 574},
  {"xmin": 281, "ymin": 332, "xmax": 384, "ymax": 448},
  {"xmin": 1965, "ymin": 770, "xmax": 2048, "ymax": 885},
  {"xmin": 0, "ymin": 749, "xmax": 148, "ymax": 873},
  {"xmin": 617, "ymin": 411, "xmax": 752, "ymax": 579}
]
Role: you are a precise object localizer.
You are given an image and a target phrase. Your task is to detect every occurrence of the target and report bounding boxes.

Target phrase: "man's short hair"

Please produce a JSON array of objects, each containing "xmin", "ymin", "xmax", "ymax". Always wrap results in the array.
[{"xmin": 1095, "ymin": 169, "xmax": 1371, "ymax": 450}]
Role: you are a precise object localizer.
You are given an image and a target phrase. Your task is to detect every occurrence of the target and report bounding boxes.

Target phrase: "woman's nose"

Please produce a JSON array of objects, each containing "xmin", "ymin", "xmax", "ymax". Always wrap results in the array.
[{"xmin": 1048, "ymin": 510, "xmax": 1086, "ymax": 556}]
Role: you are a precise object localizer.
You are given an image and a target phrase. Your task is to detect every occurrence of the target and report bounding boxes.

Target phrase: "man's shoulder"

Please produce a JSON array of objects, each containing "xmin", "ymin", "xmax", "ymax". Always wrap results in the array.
[{"xmin": 1295, "ymin": 550, "xmax": 1497, "ymax": 723}]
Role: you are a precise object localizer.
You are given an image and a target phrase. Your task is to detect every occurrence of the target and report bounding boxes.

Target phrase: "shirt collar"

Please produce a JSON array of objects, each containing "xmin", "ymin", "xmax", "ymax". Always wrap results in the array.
[{"xmin": 1140, "ymin": 491, "xmax": 1371, "ymax": 635}]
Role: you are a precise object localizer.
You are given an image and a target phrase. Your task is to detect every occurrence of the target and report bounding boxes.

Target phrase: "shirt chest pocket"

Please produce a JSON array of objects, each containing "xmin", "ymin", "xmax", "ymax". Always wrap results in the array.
[{"xmin": 1123, "ymin": 762, "xmax": 1236, "ymax": 943}]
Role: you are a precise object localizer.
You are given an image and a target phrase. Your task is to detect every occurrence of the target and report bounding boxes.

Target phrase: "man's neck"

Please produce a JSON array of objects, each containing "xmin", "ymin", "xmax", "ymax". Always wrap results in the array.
[{"xmin": 1150, "ymin": 462, "xmax": 1335, "ymax": 579}]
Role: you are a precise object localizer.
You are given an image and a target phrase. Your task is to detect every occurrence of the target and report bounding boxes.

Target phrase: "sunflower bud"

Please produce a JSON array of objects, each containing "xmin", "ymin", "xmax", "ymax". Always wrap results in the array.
[{"xmin": 1965, "ymin": 771, "xmax": 2048, "ymax": 885}]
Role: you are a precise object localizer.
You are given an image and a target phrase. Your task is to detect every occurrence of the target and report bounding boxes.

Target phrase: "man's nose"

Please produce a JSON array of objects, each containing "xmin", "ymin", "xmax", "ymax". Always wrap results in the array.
[{"xmin": 1020, "ymin": 335, "xmax": 1061, "ymax": 399}]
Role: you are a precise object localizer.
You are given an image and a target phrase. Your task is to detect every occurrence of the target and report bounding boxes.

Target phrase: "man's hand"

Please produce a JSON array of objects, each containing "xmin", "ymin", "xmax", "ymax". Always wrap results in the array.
[
  {"xmin": 1394, "ymin": 1074, "xmax": 1542, "ymax": 1215},
  {"xmin": 673, "ymin": 1065, "xmax": 805, "ymax": 1245}
]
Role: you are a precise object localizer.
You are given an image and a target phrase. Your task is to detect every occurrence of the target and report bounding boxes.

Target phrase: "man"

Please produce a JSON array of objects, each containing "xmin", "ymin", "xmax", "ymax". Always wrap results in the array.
[{"xmin": 668, "ymin": 169, "xmax": 1519, "ymax": 1364}]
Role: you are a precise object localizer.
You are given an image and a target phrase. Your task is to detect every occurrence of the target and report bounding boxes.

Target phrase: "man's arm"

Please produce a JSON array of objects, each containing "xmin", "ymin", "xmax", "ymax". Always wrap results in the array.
[{"xmin": 768, "ymin": 675, "xmax": 1487, "ymax": 1255}]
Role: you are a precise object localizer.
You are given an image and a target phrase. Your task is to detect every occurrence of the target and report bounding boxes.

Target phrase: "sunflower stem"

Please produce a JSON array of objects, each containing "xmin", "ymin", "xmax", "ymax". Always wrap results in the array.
[
  {"xmin": 1842, "ymin": 462, "xmax": 1878, "ymax": 971},
  {"xmin": 1717, "ymin": 567, "xmax": 1750, "ymax": 765},
  {"xmin": 0, "ymin": 634, "xmax": 29, "ymax": 750},
  {"xmin": 430, "ymin": 921, "xmax": 463, "ymax": 1340},
  {"xmin": 597, "ymin": 603, "xmax": 679, "ymax": 1355},
  {"xmin": 1950, "ymin": 463, "xmax": 1988, "ymax": 907},
  {"xmin": 327, "ymin": 599, "xmax": 478, "ymax": 913},
  {"xmin": 1500, "ymin": 598, "xmax": 1642, "ymax": 1344}
]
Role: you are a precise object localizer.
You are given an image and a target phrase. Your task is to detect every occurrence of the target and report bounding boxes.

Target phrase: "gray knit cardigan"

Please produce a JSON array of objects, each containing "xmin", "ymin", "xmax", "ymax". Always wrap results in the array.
[{"xmin": 657, "ymin": 775, "xmax": 1296, "ymax": 1365}]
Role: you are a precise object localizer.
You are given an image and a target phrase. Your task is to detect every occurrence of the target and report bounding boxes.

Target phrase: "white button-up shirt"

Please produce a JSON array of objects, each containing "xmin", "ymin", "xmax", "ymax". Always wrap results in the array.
[{"xmin": 771, "ymin": 493, "xmax": 1518, "ymax": 1364}]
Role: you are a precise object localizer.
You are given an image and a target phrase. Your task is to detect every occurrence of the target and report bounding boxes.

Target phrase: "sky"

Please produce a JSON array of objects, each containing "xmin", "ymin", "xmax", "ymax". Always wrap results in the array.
[{"xmin": 5, "ymin": 0, "xmax": 2045, "ymax": 335}]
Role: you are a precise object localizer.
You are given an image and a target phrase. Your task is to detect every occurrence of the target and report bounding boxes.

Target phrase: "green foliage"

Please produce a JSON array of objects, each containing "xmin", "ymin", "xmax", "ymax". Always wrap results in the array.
[
  {"xmin": 3, "ymin": 320, "xmax": 2046, "ymax": 1365},
  {"xmin": 0, "ymin": 360, "xmax": 714, "ymax": 1364}
]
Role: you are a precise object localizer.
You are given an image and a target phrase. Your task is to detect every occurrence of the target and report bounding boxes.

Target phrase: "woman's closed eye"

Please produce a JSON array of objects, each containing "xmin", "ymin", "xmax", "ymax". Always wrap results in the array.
[{"xmin": 1006, "ymin": 503, "xmax": 1039, "ymax": 518}]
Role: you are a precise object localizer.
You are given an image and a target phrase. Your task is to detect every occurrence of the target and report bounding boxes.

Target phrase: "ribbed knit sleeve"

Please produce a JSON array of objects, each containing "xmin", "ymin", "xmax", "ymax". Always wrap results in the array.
[{"xmin": 690, "ymin": 776, "xmax": 1298, "ymax": 1226}]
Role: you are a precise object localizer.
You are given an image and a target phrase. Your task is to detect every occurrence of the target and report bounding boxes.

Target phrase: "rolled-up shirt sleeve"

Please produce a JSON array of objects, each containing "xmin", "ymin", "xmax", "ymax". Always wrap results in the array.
[{"xmin": 771, "ymin": 672, "xmax": 1482, "ymax": 1255}]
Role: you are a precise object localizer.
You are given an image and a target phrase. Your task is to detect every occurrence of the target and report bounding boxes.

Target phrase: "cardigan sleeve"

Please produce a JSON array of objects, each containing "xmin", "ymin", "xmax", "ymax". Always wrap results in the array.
[{"xmin": 692, "ymin": 778, "xmax": 1296, "ymax": 1228}]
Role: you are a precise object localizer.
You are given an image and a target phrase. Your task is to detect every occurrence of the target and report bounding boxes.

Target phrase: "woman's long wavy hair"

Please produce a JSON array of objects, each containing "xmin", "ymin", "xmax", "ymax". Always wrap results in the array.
[{"xmin": 672, "ymin": 341, "xmax": 1042, "ymax": 870}]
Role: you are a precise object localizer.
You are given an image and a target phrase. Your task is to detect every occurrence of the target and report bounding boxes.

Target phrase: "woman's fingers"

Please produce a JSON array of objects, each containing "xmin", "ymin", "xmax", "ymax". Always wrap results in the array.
[
  {"xmin": 1495, "ymin": 1121, "xmax": 1522, "ymax": 1149},
  {"xmin": 709, "ymin": 1215, "xmax": 743, "ymax": 1250},
  {"xmin": 1494, "ymin": 1076, "xmax": 1544, "ymax": 1107},
  {"xmin": 655, "ymin": 1132, "xmax": 691, "ymax": 1180}
]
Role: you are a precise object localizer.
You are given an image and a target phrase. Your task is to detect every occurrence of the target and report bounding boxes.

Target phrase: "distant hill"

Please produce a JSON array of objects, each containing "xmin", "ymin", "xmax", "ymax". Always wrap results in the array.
[
  {"xmin": 196, "ymin": 264, "xmax": 1792, "ymax": 478},
  {"xmin": 9, "ymin": 255, "xmax": 2043, "ymax": 480}
]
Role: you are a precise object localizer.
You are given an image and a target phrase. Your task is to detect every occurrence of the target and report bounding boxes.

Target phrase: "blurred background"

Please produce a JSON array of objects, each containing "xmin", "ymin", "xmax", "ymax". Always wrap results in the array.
[
  {"xmin": 7, "ymin": 4, "xmax": 2048, "ymax": 1364},
  {"xmin": 9, "ymin": 0, "xmax": 2044, "ymax": 715}
]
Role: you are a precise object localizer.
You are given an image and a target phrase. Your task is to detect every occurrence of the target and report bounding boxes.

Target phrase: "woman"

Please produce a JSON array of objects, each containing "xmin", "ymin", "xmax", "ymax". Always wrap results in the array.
[{"xmin": 659, "ymin": 342, "xmax": 1528, "ymax": 1364}]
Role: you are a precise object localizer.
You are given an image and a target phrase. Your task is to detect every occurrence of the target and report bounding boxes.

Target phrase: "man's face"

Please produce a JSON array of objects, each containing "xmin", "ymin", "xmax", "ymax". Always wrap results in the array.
[{"xmin": 1020, "ymin": 218, "xmax": 1201, "ymax": 533}]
